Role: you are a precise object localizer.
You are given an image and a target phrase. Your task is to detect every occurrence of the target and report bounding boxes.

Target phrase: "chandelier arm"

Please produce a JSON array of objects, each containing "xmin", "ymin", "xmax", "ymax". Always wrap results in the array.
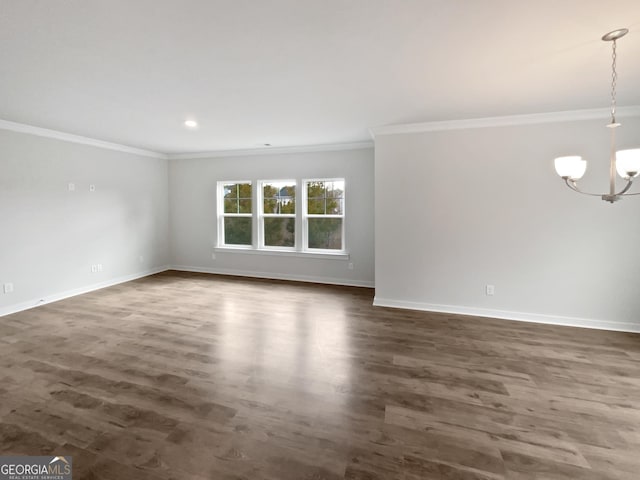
[
  {"xmin": 614, "ymin": 179, "xmax": 635, "ymax": 196},
  {"xmin": 563, "ymin": 178, "xmax": 603, "ymax": 196}
]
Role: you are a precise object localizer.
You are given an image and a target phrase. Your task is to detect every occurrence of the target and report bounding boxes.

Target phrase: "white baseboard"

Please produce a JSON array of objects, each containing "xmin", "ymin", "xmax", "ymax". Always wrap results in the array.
[
  {"xmin": 9, "ymin": 269, "xmax": 629, "ymax": 334},
  {"xmin": 170, "ymin": 265, "xmax": 375, "ymax": 288},
  {"xmin": 373, "ymin": 297, "xmax": 640, "ymax": 334},
  {"xmin": 0, "ymin": 266, "xmax": 171, "ymax": 318}
]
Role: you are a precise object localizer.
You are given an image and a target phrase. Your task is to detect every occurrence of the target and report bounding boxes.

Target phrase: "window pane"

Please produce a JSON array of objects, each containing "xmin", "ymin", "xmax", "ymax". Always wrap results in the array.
[
  {"xmin": 264, "ymin": 217, "xmax": 295, "ymax": 247},
  {"xmin": 263, "ymin": 181, "xmax": 295, "ymax": 214},
  {"xmin": 325, "ymin": 196, "xmax": 343, "ymax": 215},
  {"xmin": 280, "ymin": 198, "xmax": 295, "ymax": 214},
  {"xmin": 238, "ymin": 198, "xmax": 252, "ymax": 214},
  {"xmin": 224, "ymin": 184, "xmax": 238, "ymax": 200},
  {"xmin": 223, "ymin": 183, "xmax": 252, "ymax": 214},
  {"xmin": 307, "ymin": 181, "xmax": 326, "ymax": 200},
  {"xmin": 264, "ymin": 198, "xmax": 278, "ymax": 214},
  {"xmin": 327, "ymin": 180, "xmax": 344, "ymax": 199},
  {"xmin": 224, "ymin": 217, "xmax": 252, "ymax": 245},
  {"xmin": 308, "ymin": 197, "xmax": 324, "ymax": 214},
  {"xmin": 224, "ymin": 198, "xmax": 237, "ymax": 214},
  {"xmin": 237, "ymin": 183, "xmax": 252, "ymax": 198},
  {"xmin": 308, "ymin": 218, "xmax": 342, "ymax": 250},
  {"xmin": 327, "ymin": 181, "xmax": 344, "ymax": 214}
]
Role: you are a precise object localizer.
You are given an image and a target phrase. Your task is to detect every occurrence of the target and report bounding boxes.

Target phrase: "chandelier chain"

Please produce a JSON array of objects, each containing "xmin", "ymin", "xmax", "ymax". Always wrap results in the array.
[{"xmin": 610, "ymin": 39, "xmax": 618, "ymax": 123}]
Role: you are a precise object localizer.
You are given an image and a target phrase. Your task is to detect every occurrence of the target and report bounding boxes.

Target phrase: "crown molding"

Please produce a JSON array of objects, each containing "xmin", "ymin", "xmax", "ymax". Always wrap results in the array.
[
  {"xmin": 0, "ymin": 118, "xmax": 372, "ymax": 158},
  {"xmin": 10, "ymin": 104, "xmax": 638, "ymax": 157},
  {"xmin": 369, "ymin": 105, "xmax": 640, "ymax": 138},
  {"xmin": 0, "ymin": 119, "xmax": 167, "ymax": 159},
  {"xmin": 166, "ymin": 141, "xmax": 374, "ymax": 160}
]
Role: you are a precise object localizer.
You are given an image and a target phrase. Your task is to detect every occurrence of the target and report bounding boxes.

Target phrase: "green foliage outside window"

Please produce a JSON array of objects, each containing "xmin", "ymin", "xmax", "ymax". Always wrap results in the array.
[
  {"xmin": 264, "ymin": 218, "xmax": 295, "ymax": 247},
  {"xmin": 222, "ymin": 182, "xmax": 252, "ymax": 245},
  {"xmin": 263, "ymin": 183, "xmax": 296, "ymax": 214},
  {"xmin": 220, "ymin": 179, "xmax": 345, "ymax": 251},
  {"xmin": 263, "ymin": 182, "xmax": 296, "ymax": 247},
  {"xmin": 224, "ymin": 183, "xmax": 252, "ymax": 214},
  {"xmin": 224, "ymin": 217, "xmax": 252, "ymax": 245},
  {"xmin": 308, "ymin": 218, "xmax": 342, "ymax": 249},
  {"xmin": 306, "ymin": 180, "xmax": 344, "ymax": 250}
]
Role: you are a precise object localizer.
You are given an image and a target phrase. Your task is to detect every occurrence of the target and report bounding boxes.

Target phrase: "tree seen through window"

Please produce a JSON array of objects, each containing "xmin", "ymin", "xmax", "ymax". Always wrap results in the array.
[
  {"xmin": 263, "ymin": 181, "xmax": 296, "ymax": 247},
  {"xmin": 306, "ymin": 180, "xmax": 344, "ymax": 250}
]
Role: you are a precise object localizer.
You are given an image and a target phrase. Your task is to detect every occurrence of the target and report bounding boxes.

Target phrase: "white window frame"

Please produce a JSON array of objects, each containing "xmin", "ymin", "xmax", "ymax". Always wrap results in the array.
[
  {"xmin": 258, "ymin": 179, "xmax": 297, "ymax": 251},
  {"xmin": 217, "ymin": 180, "xmax": 253, "ymax": 249},
  {"xmin": 302, "ymin": 178, "xmax": 346, "ymax": 254},
  {"xmin": 215, "ymin": 178, "xmax": 348, "ymax": 259}
]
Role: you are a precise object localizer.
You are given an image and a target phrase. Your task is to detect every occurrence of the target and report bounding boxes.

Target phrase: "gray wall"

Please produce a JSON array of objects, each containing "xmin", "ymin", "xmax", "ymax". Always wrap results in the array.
[
  {"xmin": 169, "ymin": 148, "xmax": 375, "ymax": 286},
  {"xmin": 0, "ymin": 129, "xmax": 169, "ymax": 315},
  {"xmin": 5, "ymin": 113, "xmax": 639, "ymax": 332},
  {"xmin": 374, "ymin": 116, "xmax": 640, "ymax": 332}
]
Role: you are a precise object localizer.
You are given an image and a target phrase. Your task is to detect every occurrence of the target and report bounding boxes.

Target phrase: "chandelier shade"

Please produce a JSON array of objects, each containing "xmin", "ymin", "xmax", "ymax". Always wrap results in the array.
[
  {"xmin": 615, "ymin": 149, "xmax": 640, "ymax": 179},
  {"xmin": 554, "ymin": 156, "xmax": 587, "ymax": 180}
]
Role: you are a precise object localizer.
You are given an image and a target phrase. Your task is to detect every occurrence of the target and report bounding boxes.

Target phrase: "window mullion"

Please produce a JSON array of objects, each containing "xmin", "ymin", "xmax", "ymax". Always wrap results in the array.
[
  {"xmin": 255, "ymin": 180, "xmax": 260, "ymax": 249},
  {"xmin": 295, "ymin": 178, "xmax": 302, "ymax": 252},
  {"xmin": 300, "ymin": 179, "xmax": 306, "ymax": 252}
]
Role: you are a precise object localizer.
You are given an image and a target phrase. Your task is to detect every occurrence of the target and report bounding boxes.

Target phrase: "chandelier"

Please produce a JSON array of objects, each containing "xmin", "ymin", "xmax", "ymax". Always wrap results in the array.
[{"xmin": 554, "ymin": 28, "xmax": 640, "ymax": 203}]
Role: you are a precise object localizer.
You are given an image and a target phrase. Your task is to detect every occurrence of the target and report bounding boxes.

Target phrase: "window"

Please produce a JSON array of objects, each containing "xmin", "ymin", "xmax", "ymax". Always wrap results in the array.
[
  {"xmin": 217, "ymin": 178, "xmax": 345, "ymax": 254},
  {"xmin": 305, "ymin": 179, "xmax": 344, "ymax": 251},
  {"xmin": 261, "ymin": 180, "xmax": 296, "ymax": 249},
  {"xmin": 219, "ymin": 181, "xmax": 252, "ymax": 246}
]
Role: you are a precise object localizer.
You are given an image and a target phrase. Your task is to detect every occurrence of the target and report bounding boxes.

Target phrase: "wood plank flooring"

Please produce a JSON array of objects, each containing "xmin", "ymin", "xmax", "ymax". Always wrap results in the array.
[{"xmin": 1, "ymin": 270, "xmax": 640, "ymax": 479}]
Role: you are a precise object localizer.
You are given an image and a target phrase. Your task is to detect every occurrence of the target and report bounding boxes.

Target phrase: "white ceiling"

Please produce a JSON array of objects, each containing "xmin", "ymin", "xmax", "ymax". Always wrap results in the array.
[{"xmin": 1, "ymin": 0, "xmax": 640, "ymax": 154}]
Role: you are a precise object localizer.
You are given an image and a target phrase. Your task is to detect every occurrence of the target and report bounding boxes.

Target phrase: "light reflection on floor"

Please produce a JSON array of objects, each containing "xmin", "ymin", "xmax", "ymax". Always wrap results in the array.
[{"xmin": 217, "ymin": 291, "xmax": 352, "ymax": 401}]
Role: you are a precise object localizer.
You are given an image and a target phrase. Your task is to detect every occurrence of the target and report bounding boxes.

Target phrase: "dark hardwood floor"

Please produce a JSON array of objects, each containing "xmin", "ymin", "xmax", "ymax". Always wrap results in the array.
[{"xmin": 1, "ymin": 271, "xmax": 639, "ymax": 479}]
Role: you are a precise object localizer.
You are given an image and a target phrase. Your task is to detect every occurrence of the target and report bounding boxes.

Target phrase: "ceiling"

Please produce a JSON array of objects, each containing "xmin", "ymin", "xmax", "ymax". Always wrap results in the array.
[{"xmin": 1, "ymin": 0, "xmax": 640, "ymax": 154}]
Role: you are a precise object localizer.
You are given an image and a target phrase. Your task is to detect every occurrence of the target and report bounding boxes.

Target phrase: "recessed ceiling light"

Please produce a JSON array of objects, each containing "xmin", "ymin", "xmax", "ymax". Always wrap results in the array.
[
  {"xmin": 264, "ymin": 143, "xmax": 272, "ymax": 147},
  {"xmin": 184, "ymin": 120, "xmax": 198, "ymax": 128}
]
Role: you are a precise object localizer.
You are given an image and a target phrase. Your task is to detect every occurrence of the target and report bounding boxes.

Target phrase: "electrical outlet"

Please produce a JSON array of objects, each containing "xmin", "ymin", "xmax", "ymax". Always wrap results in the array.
[
  {"xmin": 486, "ymin": 284, "xmax": 495, "ymax": 296},
  {"xmin": 211, "ymin": 253, "xmax": 216, "ymax": 260},
  {"xmin": 348, "ymin": 262, "xmax": 354, "ymax": 270},
  {"xmin": 3, "ymin": 283, "xmax": 14, "ymax": 294},
  {"xmin": 91, "ymin": 265, "xmax": 97, "ymax": 273},
  {"xmin": 68, "ymin": 183, "xmax": 75, "ymax": 191},
  {"xmin": 89, "ymin": 184, "xmax": 96, "ymax": 192},
  {"xmin": 97, "ymin": 264, "xmax": 103, "ymax": 272}
]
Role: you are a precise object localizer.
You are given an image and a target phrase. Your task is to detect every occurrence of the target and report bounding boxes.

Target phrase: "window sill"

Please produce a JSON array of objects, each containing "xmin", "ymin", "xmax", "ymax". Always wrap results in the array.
[{"xmin": 214, "ymin": 247, "xmax": 350, "ymax": 260}]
